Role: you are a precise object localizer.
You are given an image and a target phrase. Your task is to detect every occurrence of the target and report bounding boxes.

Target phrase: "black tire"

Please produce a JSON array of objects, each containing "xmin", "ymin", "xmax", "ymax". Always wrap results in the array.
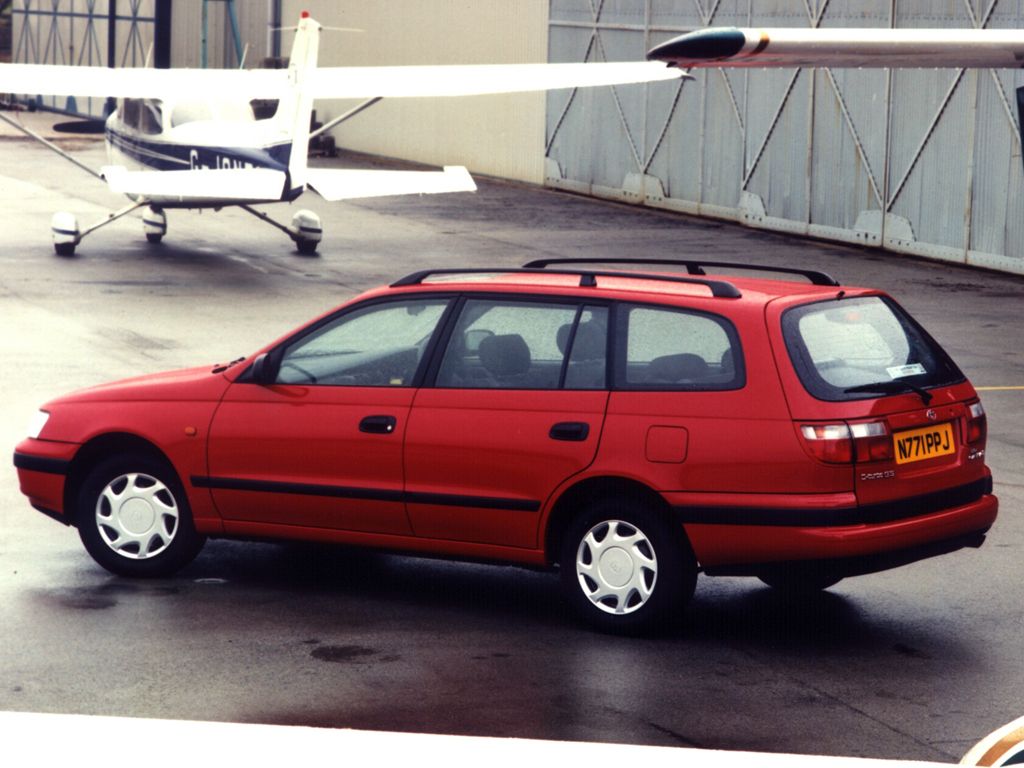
[
  {"xmin": 560, "ymin": 496, "xmax": 696, "ymax": 635},
  {"xmin": 54, "ymin": 242, "xmax": 76, "ymax": 256},
  {"xmin": 145, "ymin": 233, "xmax": 163, "ymax": 244},
  {"xmin": 757, "ymin": 563, "xmax": 842, "ymax": 594},
  {"xmin": 296, "ymin": 239, "xmax": 318, "ymax": 255},
  {"xmin": 76, "ymin": 454, "xmax": 206, "ymax": 578}
]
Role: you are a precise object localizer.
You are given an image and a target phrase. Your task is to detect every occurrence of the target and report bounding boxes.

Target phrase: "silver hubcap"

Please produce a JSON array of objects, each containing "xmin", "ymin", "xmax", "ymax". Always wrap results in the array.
[
  {"xmin": 575, "ymin": 519, "xmax": 657, "ymax": 615},
  {"xmin": 95, "ymin": 472, "xmax": 179, "ymax": 560}
]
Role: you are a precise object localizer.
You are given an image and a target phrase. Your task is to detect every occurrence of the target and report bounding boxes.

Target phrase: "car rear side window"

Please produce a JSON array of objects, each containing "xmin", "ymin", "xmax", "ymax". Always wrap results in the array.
[
  {"xmin": 782, "ymin": 296, "xmax": 964, "ymax": 401},
  {"xmin": 616, "ymin": 304, "xmax": 743, "ymax": 390}
]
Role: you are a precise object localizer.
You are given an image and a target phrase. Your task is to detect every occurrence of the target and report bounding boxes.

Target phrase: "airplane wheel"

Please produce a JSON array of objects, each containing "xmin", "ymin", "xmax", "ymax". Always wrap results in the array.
[
  {"xmin": 54, "ymin": 242, "xmax": 76, "ymax": 257},
  {"xmin": 296, "ymin": 240, "xmax": 318, "ymax": 256},
  {"xmin": 146, "ymin": 233, "xmax": 163, "ymax": 244}
]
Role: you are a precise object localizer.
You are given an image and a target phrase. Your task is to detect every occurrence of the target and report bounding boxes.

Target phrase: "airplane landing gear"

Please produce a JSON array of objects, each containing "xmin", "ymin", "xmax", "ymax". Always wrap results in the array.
[
  {"xmin": 291, "ymin": 209, "xmax": 322, "ymax": 255},
  {"xmin": 239, "ymin": 204, "xmax": 323, "ymax": 256},
  {"xmin": 143, "ymin": 206, "xmax": 167, "ymax": 244},
  {"xmin": 49, "ymin": 201, "xmax": 148, "ymax": 257},
  {"xmin": 51, "ymin": 211, "xmax": 81, "ymax": 256}
]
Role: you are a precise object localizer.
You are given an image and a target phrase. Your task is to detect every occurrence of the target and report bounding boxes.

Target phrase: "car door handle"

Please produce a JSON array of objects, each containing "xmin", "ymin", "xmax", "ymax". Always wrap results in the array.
[
  {"xmin": 359, "ymin": 415, "xmax": 397, "ymax": 434},
  {"xmin": 549, "ymin": 422, "xmax": 590, "ymax": 442}
]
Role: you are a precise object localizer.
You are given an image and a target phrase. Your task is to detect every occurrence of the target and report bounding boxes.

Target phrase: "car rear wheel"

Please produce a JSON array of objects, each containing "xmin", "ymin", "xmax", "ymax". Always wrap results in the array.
[
  {"xmin": 560, "ymin": 497, "xmax": 696, "ymax": 634},
  {"xmin": 77, "ymin": 454, "xmax": 206, "ymax": 578},
  {"xmin": 757, "ymin": 563, "xmax": 842, "ymax": 593}
]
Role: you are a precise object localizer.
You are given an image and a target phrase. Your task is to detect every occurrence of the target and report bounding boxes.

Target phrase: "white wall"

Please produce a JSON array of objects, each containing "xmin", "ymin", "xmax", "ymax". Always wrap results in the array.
[{"xmin": 282, "ymin": 0, "xmax": 550, "ymax": 184}]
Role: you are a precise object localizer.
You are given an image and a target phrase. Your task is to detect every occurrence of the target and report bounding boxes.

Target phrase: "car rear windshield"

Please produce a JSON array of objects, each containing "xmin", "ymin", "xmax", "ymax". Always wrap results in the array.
[{"xmin": 781, "ymin": 296, "xmax": 964, "ymax": 402}]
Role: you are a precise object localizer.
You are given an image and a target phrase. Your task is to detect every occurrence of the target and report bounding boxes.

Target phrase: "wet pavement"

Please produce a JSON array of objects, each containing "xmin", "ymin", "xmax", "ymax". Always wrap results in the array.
[{"xmin": 0, "ymin": 126, "xmax": 1022, "ymax": 761}]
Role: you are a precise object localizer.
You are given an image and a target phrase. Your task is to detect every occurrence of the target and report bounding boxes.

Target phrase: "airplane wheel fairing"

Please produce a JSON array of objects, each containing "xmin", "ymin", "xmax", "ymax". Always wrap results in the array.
[
  {"xmin": 290, "ymin": 209, "xmax": 322, "ymax": 256},
  {"xmin": 143, "ymin": 207, "xmax": 167, "ymax": 244},
  {"xmin": 51, "ymin": 211, "xmax": 80, "ymax": 256}
]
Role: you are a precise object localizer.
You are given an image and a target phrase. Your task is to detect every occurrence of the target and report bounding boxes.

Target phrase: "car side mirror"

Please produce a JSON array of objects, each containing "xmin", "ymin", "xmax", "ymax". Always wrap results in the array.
[{"xmin": 250, "ymin": 353, "xmax": 278, "ymax": 386}]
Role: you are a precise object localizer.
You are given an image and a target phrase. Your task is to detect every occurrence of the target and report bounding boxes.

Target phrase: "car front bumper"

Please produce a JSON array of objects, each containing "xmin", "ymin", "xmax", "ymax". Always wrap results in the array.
[{"xmin": 13, "ymin": 438, "xmax": 79, "ymax": 525}]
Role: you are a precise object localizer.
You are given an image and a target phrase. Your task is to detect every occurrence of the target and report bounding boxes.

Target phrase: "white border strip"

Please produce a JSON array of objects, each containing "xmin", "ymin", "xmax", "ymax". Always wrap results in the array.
[{"xmin": 0, "ymin": 711, "xmax": 951, "ymax": 768}]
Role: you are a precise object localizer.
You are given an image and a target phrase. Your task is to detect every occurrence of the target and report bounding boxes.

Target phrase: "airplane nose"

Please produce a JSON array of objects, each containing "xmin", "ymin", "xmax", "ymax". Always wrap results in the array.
[{"xmin": 646, "ymin": 28, "xmax": 747, "ymax": 63}]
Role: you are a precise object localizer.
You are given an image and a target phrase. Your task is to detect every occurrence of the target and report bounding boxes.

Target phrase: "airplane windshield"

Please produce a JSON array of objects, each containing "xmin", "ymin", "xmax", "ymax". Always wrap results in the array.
[{"xmin": 118, "ymin": 98, "xmax": 164, "ymax": 135}]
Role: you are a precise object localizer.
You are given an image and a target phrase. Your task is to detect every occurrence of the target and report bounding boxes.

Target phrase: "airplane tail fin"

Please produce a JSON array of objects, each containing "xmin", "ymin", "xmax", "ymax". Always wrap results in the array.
[{"xmin": 274, "ymin": 12, "xmax": 320, "ymax": 193}]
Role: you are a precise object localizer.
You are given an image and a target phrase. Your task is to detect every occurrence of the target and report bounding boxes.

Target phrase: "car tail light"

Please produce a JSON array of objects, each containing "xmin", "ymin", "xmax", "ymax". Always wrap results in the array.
[
  {"xmin": 966, "ymin": 402, "xmax": 987, "ymax": 445},
  {"xmin": 799, "ymin": 420, "xmax": 892, "ymax": 464}
]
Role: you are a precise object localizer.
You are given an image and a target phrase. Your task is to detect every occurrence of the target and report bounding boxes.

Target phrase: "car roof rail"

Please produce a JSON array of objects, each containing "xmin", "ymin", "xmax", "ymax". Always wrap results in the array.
[
  {"xmin": 390, "ymin": 267, "xmax": 742, "ymax": 298},
  {"xmin": 522, "ymin": 258, "xmax": 840, "ymax": 287}
]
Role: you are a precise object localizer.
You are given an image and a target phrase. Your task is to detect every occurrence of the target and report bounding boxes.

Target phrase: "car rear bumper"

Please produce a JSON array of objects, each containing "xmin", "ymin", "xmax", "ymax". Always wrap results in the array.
[
  {"xmin": 673, "ymin": 480, "xmax": 998, "ymax": 571},
  {"xmin": 13, "ymin": 439, "xmax": 78, "ymax": 525}
]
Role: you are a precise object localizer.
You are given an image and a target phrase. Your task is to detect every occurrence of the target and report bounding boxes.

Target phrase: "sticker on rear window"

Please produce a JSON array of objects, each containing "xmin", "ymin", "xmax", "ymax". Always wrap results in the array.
[{"xmin": 887, "ymin": 363, "xmax": 926, "ymax": 379}]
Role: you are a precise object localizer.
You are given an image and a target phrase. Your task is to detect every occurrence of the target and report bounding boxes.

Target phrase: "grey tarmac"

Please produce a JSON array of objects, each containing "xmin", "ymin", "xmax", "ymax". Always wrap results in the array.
[{"xmin": 0, "ymin": 122, "xmax": 1022, "ymax": 762}]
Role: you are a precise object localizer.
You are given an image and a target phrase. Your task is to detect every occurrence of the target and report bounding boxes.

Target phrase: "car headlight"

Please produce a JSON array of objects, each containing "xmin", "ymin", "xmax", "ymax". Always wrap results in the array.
[{"xmin": 27, "ymin": 410, "xmax": 50, "ymax": 439}]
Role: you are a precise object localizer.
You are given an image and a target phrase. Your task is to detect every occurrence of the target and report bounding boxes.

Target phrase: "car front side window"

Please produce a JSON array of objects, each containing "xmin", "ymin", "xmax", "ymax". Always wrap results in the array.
[{"xmin": 276, "ymin": 298, "xmax": 449, "ymax": 387}]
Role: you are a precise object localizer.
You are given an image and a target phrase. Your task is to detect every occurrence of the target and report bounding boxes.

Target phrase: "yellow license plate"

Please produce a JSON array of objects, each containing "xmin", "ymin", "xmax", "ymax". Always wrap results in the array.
[{"xmin": 893, "ymin": 423, "xmax": 956, "ymax": 465}]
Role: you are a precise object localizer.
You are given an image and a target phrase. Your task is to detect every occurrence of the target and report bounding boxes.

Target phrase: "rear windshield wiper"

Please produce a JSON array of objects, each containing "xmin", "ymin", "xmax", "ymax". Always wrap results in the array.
[{"xmin": 844, "ymin": 380, "xmax": 933, "ymax": 405}]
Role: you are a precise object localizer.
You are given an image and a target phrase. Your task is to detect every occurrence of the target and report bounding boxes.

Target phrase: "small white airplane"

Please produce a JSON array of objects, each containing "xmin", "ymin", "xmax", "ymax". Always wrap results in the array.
[{"xmin": 0, "ymin": 11, "xmax": 683, "ymax": 256}]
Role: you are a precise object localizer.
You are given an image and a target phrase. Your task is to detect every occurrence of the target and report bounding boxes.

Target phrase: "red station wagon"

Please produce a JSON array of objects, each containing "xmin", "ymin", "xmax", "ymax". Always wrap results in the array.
[{"xmin": 13, "ymin": 259, "xmax": 998, "ymax": 633}]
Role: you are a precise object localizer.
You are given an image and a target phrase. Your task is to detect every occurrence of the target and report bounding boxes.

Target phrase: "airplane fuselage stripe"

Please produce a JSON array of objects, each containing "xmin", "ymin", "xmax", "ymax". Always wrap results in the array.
[{"xmin": 105, "ymin": 126, "xmax": 293, "ymax": 175}]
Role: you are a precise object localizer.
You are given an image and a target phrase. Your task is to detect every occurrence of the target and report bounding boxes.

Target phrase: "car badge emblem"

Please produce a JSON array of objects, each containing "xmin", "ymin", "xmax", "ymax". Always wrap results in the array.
[{"xmin": 926, "ymin": 409, "xmax": 937, "ymax": 421}]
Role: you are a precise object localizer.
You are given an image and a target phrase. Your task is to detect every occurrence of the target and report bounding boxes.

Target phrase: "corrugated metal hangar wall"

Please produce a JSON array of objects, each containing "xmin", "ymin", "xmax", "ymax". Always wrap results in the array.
[
  {"xmin": 11, "ymin": 1, "xmax": 1024, "ymax": 276},
  {"xmin": 545, "ymin": 0, "xmax": 1024, "ymax": 276}
]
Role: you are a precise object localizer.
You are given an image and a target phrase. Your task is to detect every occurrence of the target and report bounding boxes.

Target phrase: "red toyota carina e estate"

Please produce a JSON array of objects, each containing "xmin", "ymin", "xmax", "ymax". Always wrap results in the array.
[{"xmin": 13, "ymin": 259, "xmax": 998, "ymax": 633}]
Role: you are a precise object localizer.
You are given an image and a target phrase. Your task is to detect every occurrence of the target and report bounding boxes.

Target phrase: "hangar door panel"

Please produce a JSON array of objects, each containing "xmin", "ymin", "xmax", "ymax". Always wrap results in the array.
[{"xmin": 546, "ymin": 0, "xmax": 1024, "ymax": 276}]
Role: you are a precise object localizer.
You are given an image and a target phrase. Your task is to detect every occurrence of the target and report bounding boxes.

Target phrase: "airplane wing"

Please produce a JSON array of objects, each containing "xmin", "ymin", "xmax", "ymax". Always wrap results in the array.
[
  {"xmin": 310, "ymin": 62, "xmax": 685, "ymax": 98},
  {"xmin": 0, "ymin": 63, "xmax": 288, "ymax": 99},
  {"xmin": 305, "ymin": 166, "xmax": 476, "ymax": 201},
  {"xmin": 101, "ymin": 166, "xmax": 287, "ymax": 203},
  {"xmin": 646, "ymin": 28, "xmax": 1024, "ymax": 69},
  {"xmin": 0, "ymin": 60, "xmax": 682, "ymax": 101}
]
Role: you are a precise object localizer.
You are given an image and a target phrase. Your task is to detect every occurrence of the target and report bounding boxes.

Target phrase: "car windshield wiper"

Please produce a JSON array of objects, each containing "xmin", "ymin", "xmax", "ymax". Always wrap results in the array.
[{"xmin": 844, "ymin": 380, "xmax": 933, "ymax": 405}]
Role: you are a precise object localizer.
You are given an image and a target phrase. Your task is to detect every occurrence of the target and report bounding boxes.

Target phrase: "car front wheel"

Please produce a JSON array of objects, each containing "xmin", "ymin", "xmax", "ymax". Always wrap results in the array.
[
  {"xmin": 560, "ymin": 497, "xmax": 696, "ymax": 634},
  {"xmin": 77, "ymin": 454, "xmax": 206, "ymax": 577}
]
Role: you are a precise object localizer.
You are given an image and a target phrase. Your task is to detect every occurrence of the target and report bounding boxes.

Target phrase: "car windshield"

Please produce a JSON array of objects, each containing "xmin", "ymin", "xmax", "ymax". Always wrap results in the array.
[{"xmin": 781, "ymin": 295, "xmax": 964, "ymax": 401}]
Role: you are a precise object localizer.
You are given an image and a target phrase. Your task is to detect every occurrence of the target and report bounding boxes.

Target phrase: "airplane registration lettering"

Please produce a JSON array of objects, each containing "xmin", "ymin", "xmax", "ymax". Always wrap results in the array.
[{"xmin": 189, "ymin": 149, "xmax": 254, "ymax": 171}]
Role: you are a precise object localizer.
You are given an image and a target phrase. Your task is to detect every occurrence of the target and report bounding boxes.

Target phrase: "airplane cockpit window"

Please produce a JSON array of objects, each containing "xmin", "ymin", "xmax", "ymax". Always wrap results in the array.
[
  {"xmin": 119, "ymin": 98, "xmax": 162, "ymax": 134},
  {"xmin": 138, "ymin": 100, "xmax": 163, "ymax": 135},
  {"xmin": 120, "ymin": 98, "xmax": 141, "ymax": 129}
]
